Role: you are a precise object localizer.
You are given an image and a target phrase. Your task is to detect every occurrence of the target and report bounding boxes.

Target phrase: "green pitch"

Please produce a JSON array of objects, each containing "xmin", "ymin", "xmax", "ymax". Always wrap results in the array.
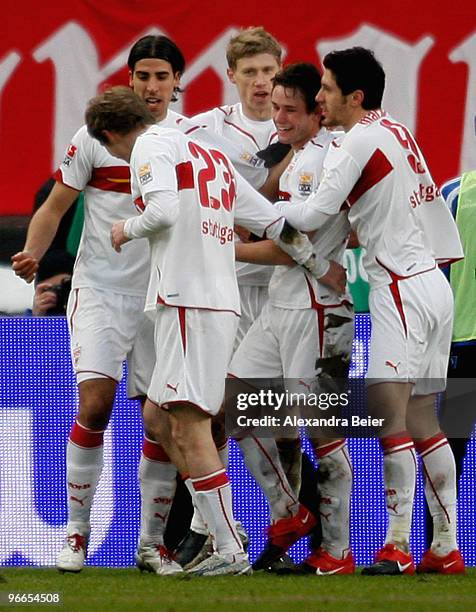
[{"xmin": 1, "ymin": 568, "xmax": 475, "ymax": 611}]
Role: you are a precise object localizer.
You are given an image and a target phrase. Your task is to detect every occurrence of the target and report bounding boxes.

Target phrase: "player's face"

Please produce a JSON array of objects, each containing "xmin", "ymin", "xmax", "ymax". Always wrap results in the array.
[
  {"xmin": 227, "ymin": 53, "xmax": 281, "ymax": 121},
  {"xmin": 272, "ymin": 85, "xmax": 320, "ymax": 150},
  {"xmin": 130, "ymin": 58, "xmax": 181, "ymax": 122},
  {"xmin": 317, "ymin": 68, "xmax": 353, "ymax": 131}
]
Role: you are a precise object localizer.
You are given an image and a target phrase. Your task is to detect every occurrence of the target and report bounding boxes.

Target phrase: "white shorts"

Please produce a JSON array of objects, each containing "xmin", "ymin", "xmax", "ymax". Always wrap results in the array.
[
  {"xmin": 67, "ymin": 287, "xmax": 155, "ymax": 397},
  {"xmin": 229, "ymin": 301, "xmax": 354, "ymax": 385},
  {"xmin": 367, "ymin": 267, "xmax": 453, "ymax": 394},
  {"xmin": 148, "ymin": 306, "xmax": 238, "ymax": 416},
  {"xmin": 235, "ymin": 284, "xmax": 268, "ymax": 351}
]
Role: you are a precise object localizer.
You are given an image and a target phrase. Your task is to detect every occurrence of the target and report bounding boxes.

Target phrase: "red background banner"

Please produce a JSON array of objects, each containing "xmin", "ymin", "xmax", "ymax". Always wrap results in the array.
[{"xmin": 1, "ymin": 0, "xmax": 475, "ymax": 216}]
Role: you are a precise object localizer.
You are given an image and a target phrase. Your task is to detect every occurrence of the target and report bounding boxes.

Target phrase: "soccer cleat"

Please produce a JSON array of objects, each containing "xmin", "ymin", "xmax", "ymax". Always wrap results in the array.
[
  {"xmin": 135, "ymin": 542, "xmax": 184, "ymax": 576},
  {"xmin": 187, "ymin": 552, "xmax": 252, "ymax": 576},
  {"xmin": 252, "ymin": 504, "xmax": 317, "ymax": 571},
  {"xmin": 56, "ymin": 533, "xmax": 88, "ymax": 573},
  {"xmin": 174, "ymin": 530, "xmax": 209, "ymax": 569},
  {"xmin": 361, "ymin": 543, "xmax": 415, "ymax": 575},
  {"xmin": 266, "ymin": 554, "xmax": 297, "ymax": 575},
  {"xmin": 300, "ymin": 548, "xmax": 355, "ymax": 575},
  {"xmin": 417, "ymin": 549, "xmax": 465, "ymax": 575}
]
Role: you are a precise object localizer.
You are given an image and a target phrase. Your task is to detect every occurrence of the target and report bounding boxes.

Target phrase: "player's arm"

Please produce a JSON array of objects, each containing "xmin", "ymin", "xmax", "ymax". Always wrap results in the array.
[
  {"xmin": 258, "ymin": 147, "xmax": 293, "ymax": 201},
  {"xmin": 111, "ymin": 190, "xmax": 179, "ymax": 252},
  {"xmin": 235, "ymin": 239, "xmax": 295, "ymax": 265},
  {"xmin": 11, "ymin": 182, "xmax": 79, "ymax": 283},
  {"xmin": 282, "ymin": 149, "xmax": 360, "ymax": 232},
  {"xmin": 111, "ymin": 142, "xmax": 179, "ymax": 251},
  {"xmin": 233, "ymin": 171, "xmax": 345, "ymax": 293}
]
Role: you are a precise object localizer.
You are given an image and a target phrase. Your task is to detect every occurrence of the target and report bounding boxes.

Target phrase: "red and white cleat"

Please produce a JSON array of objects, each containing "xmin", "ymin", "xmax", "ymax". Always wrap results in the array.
[
  {"xmin": 252, "ymin": 504, "xmax": 317, "ymax": 570},
  {"xmin": 417, "ymin": 549, "xmax": 465, "ymax": 575},
  {"xmin": 301, "ymin": 548, "xmax": 355, "ymax": 575},
  {"xmin": 56, "ymin": 533, "xmax": 88, "ymax": 573},
  {"xmin": 362, "ymin": 543, "xmax": 415, "ymax": 575}
]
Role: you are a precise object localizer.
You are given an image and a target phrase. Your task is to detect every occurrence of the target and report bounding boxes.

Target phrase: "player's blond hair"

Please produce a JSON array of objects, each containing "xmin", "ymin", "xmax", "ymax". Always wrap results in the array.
[{"xmin": 226, "ymin": 27, "xmax": 282, "ymax": 70}]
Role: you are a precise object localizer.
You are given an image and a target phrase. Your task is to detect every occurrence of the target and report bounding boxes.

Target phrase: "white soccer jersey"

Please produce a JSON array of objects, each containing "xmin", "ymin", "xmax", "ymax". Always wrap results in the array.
[
  {"xmin": 126, "ymin": 125, "xmax": 284, "ymax": 314},
  {"xmin": 55, "ymin": 126, "xmax": 149, "ymax": 296},
  {"xmin": 270, "ymin": 129, "xmax": 351, "ymax": 309},
  {"xmin": 192, "ymin": 103, "xmax": 277, "ymax": 286},
  {"xmin": 282, "ymin": 110, "xmax": 463, "ymax": 288}
]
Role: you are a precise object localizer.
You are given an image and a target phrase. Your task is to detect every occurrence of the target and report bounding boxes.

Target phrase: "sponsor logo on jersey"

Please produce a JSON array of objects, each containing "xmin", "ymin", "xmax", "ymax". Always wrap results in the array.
[
  {"xmin": 239, "ymin": 151, "xmax": 262, "ymax": 168},
  {"xmin": 202, "ymin": 219, "xmax": 234, "ymax": 245},
  {"xmin": 138, "ymin": 162, "xmax": 153, "ymax": 185},
  {"xmin": 298, "ymin": 172, "xmax": 314, "ymax": 195},
  {"xmin": 62, "ymin": 144, "xmax": 77, "ymax": 167}
]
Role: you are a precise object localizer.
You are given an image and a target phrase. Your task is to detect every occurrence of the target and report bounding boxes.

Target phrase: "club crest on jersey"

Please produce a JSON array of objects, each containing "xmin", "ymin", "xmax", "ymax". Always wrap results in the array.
[
  {"xmin": 138, "ymin": 163, "xmax": 153, "ymax": 185},
  {"xmin": 298, "ymin": 172, "xmax": 314, "ymax": 195},
  {"xmin": 62, "ymin": 144, "xmax": 77, "ymax": 167}
]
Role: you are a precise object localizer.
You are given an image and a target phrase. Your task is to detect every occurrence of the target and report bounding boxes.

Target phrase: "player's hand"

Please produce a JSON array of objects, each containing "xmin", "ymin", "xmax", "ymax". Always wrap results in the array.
[
  {"xmin": 11, "ymin": 251, "xmax": 39, "ymax": 283},
  {"xmin": 319, "ymin": 260, "xmax": 347, "ymax": 295},
  {"xmin": 32, "ymin": 282, "xmax": 58, "ymax": 316},
  {"xmin": 110, "ymin": 220, "xmax": 130, "ymax": 253}
]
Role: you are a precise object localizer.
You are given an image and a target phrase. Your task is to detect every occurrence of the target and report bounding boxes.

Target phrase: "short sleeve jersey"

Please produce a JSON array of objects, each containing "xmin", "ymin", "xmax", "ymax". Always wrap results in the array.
[
  {"xmin": 270, "ymin": 129, "xmax": 351, "ymax": 309},
  {"xmin": 55, "ymin": 126, "xmax": 149, "ymax": 296},
  {"xmin": 285, "ymin": 110, "xmax": 461, "ymax": 288},
  {"xmin": 130, "ymin": 126, "xmax": 283, "ymax": 314},
  {"xmin": 192, "ymin": 102, "xmax": 277, "ymax": 286}
]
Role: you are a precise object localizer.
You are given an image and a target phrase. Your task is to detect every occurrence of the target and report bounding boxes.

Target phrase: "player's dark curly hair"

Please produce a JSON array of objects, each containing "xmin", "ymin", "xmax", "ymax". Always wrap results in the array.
[
  {"xmin": 323, "ymin": 47, "xmax": 385, "ymax": 110},
  {"xmin": 272, "ymin": 63, "xmax": 321, "ymax": 113},
  {"xmin": 127, "ymin": 35, "xmax": 185, "ymax": 101}
]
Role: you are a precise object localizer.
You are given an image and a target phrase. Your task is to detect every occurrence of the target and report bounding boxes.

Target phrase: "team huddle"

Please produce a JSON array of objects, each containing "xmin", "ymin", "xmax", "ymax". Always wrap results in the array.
[{"xmin": 12, "ymin": 27, "xmax": 466, "ymax": 577}]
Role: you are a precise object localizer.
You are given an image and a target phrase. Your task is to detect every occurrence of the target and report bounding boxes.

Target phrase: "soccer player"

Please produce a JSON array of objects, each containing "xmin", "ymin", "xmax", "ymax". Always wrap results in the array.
[
  {"xmin": 192, "ymin": 26, "xmax": 284, "ymax": 345},
  {"xmin": 229, "ymin": 63, "xmax": 355, "ymax": 574},
  {"xmin": 11, "ymin": 35, "xmax": 192, "ymax": 576},
  {"xmin": 85, "ymin": 85, "xmax": 339, "ymax": 575},
  {"xmin": 280, "ymin": 47, "xmax": 465, "ymax": 575},
  {"xmin": 174, "ymin": 26, "xmax": 286, "ymax": 568}
]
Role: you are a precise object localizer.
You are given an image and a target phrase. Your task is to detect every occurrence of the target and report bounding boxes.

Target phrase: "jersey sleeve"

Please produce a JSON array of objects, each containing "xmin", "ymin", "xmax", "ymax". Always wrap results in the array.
[
  {"xmin": 233, "ymin": 170, "xmax": 283, "ymax": 238},
  {"xmin": 131, "ymin": 132, "xmax": 179, "ymax": 197},
  {"xmin": 55, "ymin": 125, "xmax": 95, "ymax": 191},
  {"xmin": 283, "ymin": 146, "xmax": 361, "ymax": 231}
]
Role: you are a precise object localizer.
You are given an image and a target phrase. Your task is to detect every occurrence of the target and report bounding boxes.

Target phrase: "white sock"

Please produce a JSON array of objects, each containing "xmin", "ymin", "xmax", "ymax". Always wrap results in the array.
[
  {"xmin": 237, "ymin": 436, "xmax": 299, "ymax": 521},
  {"xmin": 314, "ymin": 439, "xmax": 352, "ymax": 559},
  {"xmin": 415, "ymin": 433, "xmax": 458, "ymax": 555},
  {"xmin": 66, "ymin": 420, "xmax": 104, "ymax": 533},
  {"xmin": 184, "ymin": 478, "xmax": 208, "ymax": 536},
  {"xmin": 191, "ymin": 469, "xmax": 243, "ymax": 556},
  {"xmin": 139, "ymin": 438, "xmax": 177, "ymax": 545},
  {"xmin": 380, "ymin": 432, "xmax": 417, "ymax": 553}
]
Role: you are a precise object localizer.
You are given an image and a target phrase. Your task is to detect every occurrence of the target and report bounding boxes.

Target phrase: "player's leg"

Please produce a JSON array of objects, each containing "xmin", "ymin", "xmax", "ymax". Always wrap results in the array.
[
  {"xmin": 169, "ymin": 403, "xmax": 246, "ymax": 555},
  {"xmin": 56, "ymin": 376, "xmax": 116, "ymax": 572},
  {"xmin": 152, "ymin": 306, "xmax": 248, "ymax": 576},
  {"xmin": 301, "ymin": 437, "xmax": 354, "ymax": 575},
  {"xmin": 407, "ymin": 394, "xmax": 464, "ymax": 574},
  {"xmin": 406, "ymin": 272, "xmax": 465, "ymax": 575},
  {"xmin": 57, "ymin": 288, "xmax": 139, "ymax": 572},
  {"xmin": 128, "ymin": 315, "xmax": 183, "ymax": 575}
]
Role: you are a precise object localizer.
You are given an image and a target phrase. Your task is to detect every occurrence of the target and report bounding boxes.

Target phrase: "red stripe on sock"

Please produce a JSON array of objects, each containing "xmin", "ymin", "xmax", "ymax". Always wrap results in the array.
[
  {"xmin": 192, "ymin": 470, "xmax": 229, "ymax": 492},
  {"xmin": 142, "ymin": 438, "xmax": 171, "ymax": 462},
  {"xmin": 69, "ymin": 421, "xmax": 104, "ymax": 448},
  {"xmin": 314, "ymin": 439, "xmax": 346, "ymax": 459},
  {"xmin": 414, "ymin": 432, "xmax": 447, "ymax": 456},
  {"xmin": 218, "ymin": 486, "xmax": 241, "ymax": 549},
  {"xmin": 380, "ymin": 431, "xmax": 413, "ymax": 454}
]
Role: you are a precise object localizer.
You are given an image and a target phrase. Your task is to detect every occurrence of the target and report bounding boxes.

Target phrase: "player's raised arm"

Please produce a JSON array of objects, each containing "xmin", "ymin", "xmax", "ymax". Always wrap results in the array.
[{"xmin": 11, "ymin": 182, "xmax": 79, "ymax": 283}]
